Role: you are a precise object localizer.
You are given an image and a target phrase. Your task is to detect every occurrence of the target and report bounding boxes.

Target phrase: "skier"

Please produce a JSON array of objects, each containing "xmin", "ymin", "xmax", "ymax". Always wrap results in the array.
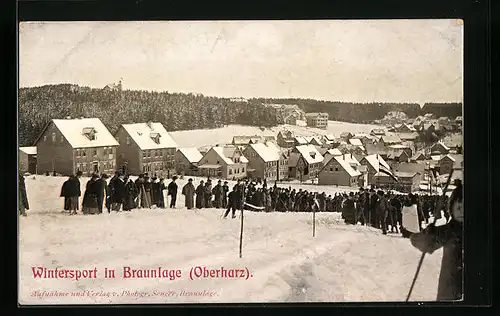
[{"xmin": 223, "ymin": 186, "xmax": 239, "ymax": 219}]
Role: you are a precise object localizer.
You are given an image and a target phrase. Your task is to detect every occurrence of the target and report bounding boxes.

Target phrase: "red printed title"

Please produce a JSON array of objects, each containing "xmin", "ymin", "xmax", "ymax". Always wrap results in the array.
[{"xmin": 31, "ymin": 266, "xmax": 254, "ymax": 281}]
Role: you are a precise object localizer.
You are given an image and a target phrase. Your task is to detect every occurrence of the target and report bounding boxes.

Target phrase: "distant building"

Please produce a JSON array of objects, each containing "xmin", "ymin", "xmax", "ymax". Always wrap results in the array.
[
  {"xmin": 174, "ymin": 147, "xmax": 203, "ymax": 176},
  {"xmin": 430, "ymin": 142, "xmax": 450, "ymax": 155},
  {"xmin": 103, "ymin": 79, "xmax": 122, "ymax": 91},
  {"xmin": 294, "ymin": 136, "xmax": 309, "ymax": 146},
  {"xmin": 266, "ymin": 104, "xmax": 305, "ymax": 124},
  {"xmin": 19, "ymin": 146, "xmax": 37, "ymax": 174},
  {"xmin": 339, "ymin": 132, "xmax": 354, "ymax": 140},
  {"xmin": 115, "ymin": 122, "xmax": 177, "ymax": 177},
  {"xmin": 318, "ymin": 155, "xmax": 362, "ymax": 186},
  {"xmin": 305, "ymin": 112, "xmax": 329, "ymax": 129},
  {"xmin": 380, "ymin": 134, "xmax": 402, "ymax": 147},
  {"xmin": 277, "ymin": 130, "xmax": 295, "ymax": 148},
  {"xmin": 370, "ymin": 129, "xmax": 386, "ymax": 137},
  {"xmin": 198, "ymin": 145, "xmax": 248, "ymax": 179},
  {"xmin": 439, "ymin": 154, "xmax": 463, "ymax": 175},
  {"xmin": 34, "ymin": 118, "xmax": 119, "ymax": 176},
  {"xmin": 232, "ymin": 135, "xmax": 269, "ymax": 147},
  {"xmin": 322, "ymin": 148, "xmax": 343, "ymax": 165},
  {"xmin": 359, "ymin": 154, "xmax": 391, "ymax": 185}
]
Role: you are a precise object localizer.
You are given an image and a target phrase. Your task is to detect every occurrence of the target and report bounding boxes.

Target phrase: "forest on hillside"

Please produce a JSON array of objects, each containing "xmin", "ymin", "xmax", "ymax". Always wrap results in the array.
[
  {"xmin": 18, "ymin": 84, "xmax": 279, "ymax": 147},
  {"xmin": 254, "ymin": 98, "xmax": 463, "ymax": 123},
  {"xmin": 19, "ymin": 84, "xmax": 463, "ymax": 147}
]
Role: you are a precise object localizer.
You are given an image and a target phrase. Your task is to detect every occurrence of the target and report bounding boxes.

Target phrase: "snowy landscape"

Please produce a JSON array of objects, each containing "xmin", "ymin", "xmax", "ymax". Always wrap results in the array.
[{"xmin": 19, "ymin": 175, "xmax": 445, "ymax": 304}]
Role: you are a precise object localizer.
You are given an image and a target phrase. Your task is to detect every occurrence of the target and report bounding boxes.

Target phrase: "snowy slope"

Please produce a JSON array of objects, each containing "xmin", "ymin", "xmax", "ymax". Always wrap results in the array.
[
  {"xmin": 19, "ymin": 176, "xmax": 443, "ymax": 304},
  {"xmin": 170, "ymin": 121, "xmax": 382, "ymax": 149}
]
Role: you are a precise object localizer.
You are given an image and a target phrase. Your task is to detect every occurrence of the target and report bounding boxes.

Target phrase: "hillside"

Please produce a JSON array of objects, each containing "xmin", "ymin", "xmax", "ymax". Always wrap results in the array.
[{"xmin": 19, "ymin": 175, "xmax": 444, "ymax": 304}]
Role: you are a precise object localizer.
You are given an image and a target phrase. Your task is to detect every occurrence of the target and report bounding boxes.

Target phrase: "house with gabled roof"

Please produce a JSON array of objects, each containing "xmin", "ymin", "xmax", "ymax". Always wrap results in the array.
[
  {"xmin": 439, "ymin": 154, "xmax": 463, "ymax": 175},
  {"xmin": 340, "ymin": 132, "xmax": 354, "ymax": 140},
  {"xmin": 174, "ymin": 147, "xmax": 203, "ymax": 176},
  {"xmin": 318, "ymin": 155, "xmax": 362, "ymax": 186},
  {"xmin": 243, "ymin": 142, "xmax": 283, "ymax": 181},
  {"xmin": 430, "ymin": 141, "xmax": 450, "ymax": 155},
  {"xmin": 411, "ymin": 152, "xmax": 427, "ymax": 162},
  {"xmin": 322, "ymin": 148, "xmax": 343, "ymax": 165},
  {"xmin": 289, "ymin": 144, "xmax": 324, "ymax": 181},
  {"xmin": 359, "ymin": 154, "xmax": 391, "ymax": 185},
  {"xmin": 198, "ymin": 145, "xmax": 248, "ymax": 179},
  {"xmin": 34, "ymin": 117, "xmax": 119, "ymax": 176},
  {"xmin": 380, "ymin": 134, "xmax": 402, "ymax": 147},
  {"xmin": 277, "ymin": 130, "xmax": 295, "ymax": 148},
  {"xmin": 294, "ymin": 136, "xmax": 309, "ymax": 146},
  {"xmin": 115, "ymin": 122, "xmax": 177, "ymax": 176},
  {"xmin": 370, "ymin": 128, "xmax": 386, "ymax": 137}
]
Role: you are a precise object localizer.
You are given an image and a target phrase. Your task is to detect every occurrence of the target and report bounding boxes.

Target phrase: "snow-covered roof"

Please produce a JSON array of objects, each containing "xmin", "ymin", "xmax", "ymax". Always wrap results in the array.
[
  {"xmin": 178, "ymin": 147, "xmax": 203, "ymax": 163},
  {"xmin": 122, "ymin": 122, "xmax": 177, "ymax": 150},
  {"xmin": 294, "ymin": 136, "xmax": 308, "ymax": 145},
  {"xmin": 265, "ymin": 141, "xmax": 281, "ymax": 153},
  {"xmin": 431, "ymin": 155, "xmax": 442, "ymax": 161},
  {"xmin": 19, "ymin": 146, "xmax": 37, "ymax": 155},
  {"xmin": 51, "ymin": 118, "xmax": 119, "ymax": 148},
  {"xmin": 295, "ymin": 145, "xmax": 324, "ymax": 164},
  {"xmin": 388, "ymin": 144, "xmax": 409, "ymax": 149},
  {"xmin": 339, "ymin": 153, "xmax": 360, "ymax": 166},
  {"xmin": 432, "ymin": 141, "xmax": 450, "ymax": 151},
  {"xmin": 326, "ymin": 148, "xmax": 343, "ymax": 156},
  {"xmin": 249, "ymin": 143, "xmax": 280, "ymax": 162},
  {"xmin": 349, "ymin": 138, "xmax": 363, "ymax": 146},
  {"xmin": 211, "ymin": 146, "xmax": 248, "ymax": 165},
  {"xmin": 362, "ymin": 154, "xmax": 391, "ymax": 172},
  {"xmin": 332, "ymin": 156, "xmax": 362, "ymax": 177},
  {"xmin": 381, "ymin": 134, "xmax": 402, "ymax": 144}
]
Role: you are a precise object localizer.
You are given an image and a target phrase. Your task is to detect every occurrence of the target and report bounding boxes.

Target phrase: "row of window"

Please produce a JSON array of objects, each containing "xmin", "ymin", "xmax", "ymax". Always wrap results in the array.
[
  {"xmin": 76, "ymin": 147, "xmax": 115, "ymax": 157},
  {"xmin": 265, "ymin": 172, "xmax": 277, "ymax": 178},
  {"xmin": 43, "ymin": 132, "xmax": 64, "ymax": 143},
  {"xmin": 228, "ymin": 167, "xmax": 245, "ymax": 175},
  {"xmin": 142, "ymin": 162, "xmax": 170, "ymax": 173},
  {"xmin": 76, "ymin": 160, "xmax": 114, "ymax": 170},
  {"xmin": 142, "ymin": 149, "xmax": 174, "ymax": 159}
]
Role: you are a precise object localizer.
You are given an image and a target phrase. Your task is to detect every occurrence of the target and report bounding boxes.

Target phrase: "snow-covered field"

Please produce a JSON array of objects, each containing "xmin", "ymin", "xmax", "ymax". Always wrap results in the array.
[
  {"xmin": 170, "ymin": 121, "xmax": 382, "ymax": 148},
  {"xmin": 19, "ymin": 176, "xmax": 444, "ymax": 305}
]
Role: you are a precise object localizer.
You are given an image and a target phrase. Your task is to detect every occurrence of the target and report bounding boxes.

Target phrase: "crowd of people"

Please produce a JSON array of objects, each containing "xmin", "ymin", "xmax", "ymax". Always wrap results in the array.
[{"xmin": 19, "ymin": 170, "xmax": 459, "ymax": 239}]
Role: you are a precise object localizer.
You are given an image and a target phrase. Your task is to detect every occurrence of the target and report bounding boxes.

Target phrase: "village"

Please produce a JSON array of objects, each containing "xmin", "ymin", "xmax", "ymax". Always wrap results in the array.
[{"xmin": 18, "ymin": 104, "xmax": 463, "ymax": 195}]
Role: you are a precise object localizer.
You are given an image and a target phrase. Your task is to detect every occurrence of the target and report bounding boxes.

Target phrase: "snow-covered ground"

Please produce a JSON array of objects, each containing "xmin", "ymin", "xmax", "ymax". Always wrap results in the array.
[
  {"xmin": 169, "ymin": 121, "xmax": 382, "ymax": 148},
  {"xmin": 19, "ymin": 176, "xmax": 444, "ymax": 304}
]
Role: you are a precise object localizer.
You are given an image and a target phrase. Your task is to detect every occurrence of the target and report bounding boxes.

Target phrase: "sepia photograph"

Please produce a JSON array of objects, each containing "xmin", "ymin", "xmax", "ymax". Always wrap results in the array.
[{"xmin": 18, "ymin": 19, "xmax": 463, "ymax": 304}]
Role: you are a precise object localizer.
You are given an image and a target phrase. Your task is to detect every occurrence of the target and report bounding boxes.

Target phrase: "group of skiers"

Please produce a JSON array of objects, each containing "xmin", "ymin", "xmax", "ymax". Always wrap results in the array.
[{"xmin": 59, "ymin": 171, "xmax": 180, "ymax": 215}]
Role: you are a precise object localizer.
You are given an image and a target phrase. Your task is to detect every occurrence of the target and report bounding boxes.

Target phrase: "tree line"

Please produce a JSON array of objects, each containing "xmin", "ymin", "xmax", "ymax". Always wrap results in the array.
[{"xmin": 253, "ymin": 98, "xmax": 462, "ymax": 123}]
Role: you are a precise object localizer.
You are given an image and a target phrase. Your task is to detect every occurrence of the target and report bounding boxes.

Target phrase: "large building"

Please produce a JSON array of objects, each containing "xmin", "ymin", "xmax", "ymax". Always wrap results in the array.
[
  {"xmin": 289, "ymin": 145, "xmax": 324, "ymax": 181},
  {"xmin": 197, "ymin": 145, "xmax": 248, "ymax": 179},
  {"xmin": 305, "ymin": 112, "xmax": 329, "ymax": 129},
  {"xmin": 359, "ymin": 154, "xmax": 391, "ymax": 185},
  {"xmin": 115, "ymin": 122, "xmax": 178, "ymax": 177},
  {"xmin": 34, "ymin": 117, "xmax": 119, "ymax": 176}
]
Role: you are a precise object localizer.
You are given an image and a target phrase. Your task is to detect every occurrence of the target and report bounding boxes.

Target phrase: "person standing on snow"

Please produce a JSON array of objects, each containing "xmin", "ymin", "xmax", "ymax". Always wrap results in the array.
[
  {"xmin": 167, "ymin": 176, "xmax": 178, "ymax": 208},
  {"xmin": 410, "ymin": 179, "xmax": 463, "ymax": 301}
]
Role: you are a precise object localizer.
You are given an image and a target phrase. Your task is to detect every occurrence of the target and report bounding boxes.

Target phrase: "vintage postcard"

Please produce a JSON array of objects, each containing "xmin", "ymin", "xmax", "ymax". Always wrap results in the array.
[{"xmin": 18, "ymin": 20, "xmax": 463, "ymax": 304}]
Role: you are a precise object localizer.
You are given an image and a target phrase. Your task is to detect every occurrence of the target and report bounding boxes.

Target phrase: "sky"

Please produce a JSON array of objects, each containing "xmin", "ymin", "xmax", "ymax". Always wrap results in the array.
[{"xmin": 19, "ymin": 20, "xmax": 463, "ymax": 105}]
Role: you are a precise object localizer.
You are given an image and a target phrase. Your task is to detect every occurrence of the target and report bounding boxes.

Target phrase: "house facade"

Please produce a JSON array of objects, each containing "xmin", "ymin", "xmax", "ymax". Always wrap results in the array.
[
  {"xmin": 115, "ymin": 122, "xmax": 177, "ymax": 177},
  {"xmin": 318, "ymin": 155, "xmax": 362, "ymax": 186},
  {"xmin": 19, "ymin": 146, "xmax": 37, "ymax": 174},
  {"xmin": 430, "ymin": 142, "xmax": 450, "ymax": 155},
  {"xmin": 277, "ymin": 130, "xmax": 295, "ymax": 148},
  {"xmin": 242, "ymin": 143, "xmax": 281, "ymax": 181},
  {"xmin": 291, "ymin": 145, "xmax": 324, "ymax": 181},
  {"xmin": 34, "ymin": 118, "xmax": 119, "ymax": 176},
  {"xmin": 359, "ymin": 154, "xmax": 391, "ymax": 186},
  {"xmin": 174, "ymin": 147, "xmax": 203, "ymax": 176},
  {"xmin": 373, "ymin": 172, "xmax": 421, "ymax": 193},
  {"xmin": 198, "ymin": 145, "xmax": 248, "ymax": 180},
  {"xmin": 439, "ymin": 154, "xmax": 463, "ymax": 175}
]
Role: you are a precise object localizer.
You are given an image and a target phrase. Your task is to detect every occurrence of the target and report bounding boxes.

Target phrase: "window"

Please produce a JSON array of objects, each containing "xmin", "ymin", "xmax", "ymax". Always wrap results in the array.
[
  {"xmin": 76, "ymin": 163, "xmax": 81, "ymax": 170},
  {"xmin": 82, "ymin": 150, "xmax": 86, "ymax": 157},
  {"xmin": 242, "ymin": 167, "xmax": 245, "ymax": 173},
  {"xmin": 126, "ymin": 136, "xmax": 130, "ymax": 145},
  {"xmin": 330, "ymin": 167, "xmax": 333, "ymax": 171},
  {"xmin": 155, "ymin": 150, "xmax": 159, "ymax": 157},
  {"xmin": 237, "ymin": 168, "xmax": 240, "ymax": 173},
  {"xmin": 335, "ymin": 167, "xmax": 339, "ymax": 171},
  {"xmin": 60, "ymin": 135, "xmax": 64, "ymax": 143},
  {"xmin": 93, "ymin": 149, "xmax": 97, "ymax": 156},
  {"xmin": 52, "ymin": 132, "xmax": 56, "ymax": 142},
  {"xmin": 143, "ymin": 151, "xmax": 147, "ymax": 158},
  {"xmin": 147, "ymin": 150, "xmax": 151, "ymax": 158},
  {"xmin": 229, "ymin": 169, "xmax": 233, "ymax": 175},
  {"xmin": 216, "ymin": 160, "xmax": 220, "ymax": 164},
  {"xmin": 43, "ymin": 135, "xmax": 47, "ymax": 142}
]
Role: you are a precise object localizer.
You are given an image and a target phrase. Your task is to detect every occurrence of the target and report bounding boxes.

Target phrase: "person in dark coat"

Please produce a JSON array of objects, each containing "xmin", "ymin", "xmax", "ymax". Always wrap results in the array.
[
  {"xmin": 134, "ymin": 174, "xmax": 145, "ymax": 209},
  {"xmin": 60, "ymin": 175, "xmax": 78, "ymax": 214},
  {"xmin": 223, "ymin": 186, "xmax": 239, "ymax": 218},
  {"xmin": 123, "ymin": 176, "xmax": 138, "ymax": 211},
  {"xmin": 19, "ymin": 172, "xmax": 29, "ymax": 216},
  {"xmin": 318, "ymin": 192, "xmax": 326, "ymax": 212},
  {"xmin": 342, "ymin": 192, "xmax": 356, "ymax": 224},
  {"xmin": 156, "ymin": 177, "xmax": 167, "ymax": 208},
  {"xmin": 375, "ymin": 190, "xmax": 389, "ymax": 234},
  {"xmin": 167, "ymin": 176, "xmax": 178, "ymax": 208},
  {"xmin": 96, "ymin": 173, "xmax": 109, "ymax": 214},
  {"xmin": 212, "ymin": 180, "xmax": 224, "ymax": 208},
  {"xmin": 151, "ymin": 176, "xmax": 161, "ymax": 207},
  {"xmin": 195, "ymin": 180, "xmax": 205, "ymax": 209},
  {"xmin": 141, "ymin": 175, "xmax": 153, "ymax": 208},
  {"xmin": 222, "ymin": 181, "xmax": 229, "ymax": 208},
  {"xmin": 182, "ymin": 178, "xmax": 196, "ymax": 209},
  {"xmin": 410, "ymin": 181, "xmax": 463, "ymax": 301},
  {"xmin": 110, "ymin": 174, "xmax": 126, "ymax": 212},
  {"xmin": 82, "ymin": 174, "xmax": 101, "ymax": 215},
  {"xmin": 204, "ymin": 179, "xmax": 213, "ymax": 208}
]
